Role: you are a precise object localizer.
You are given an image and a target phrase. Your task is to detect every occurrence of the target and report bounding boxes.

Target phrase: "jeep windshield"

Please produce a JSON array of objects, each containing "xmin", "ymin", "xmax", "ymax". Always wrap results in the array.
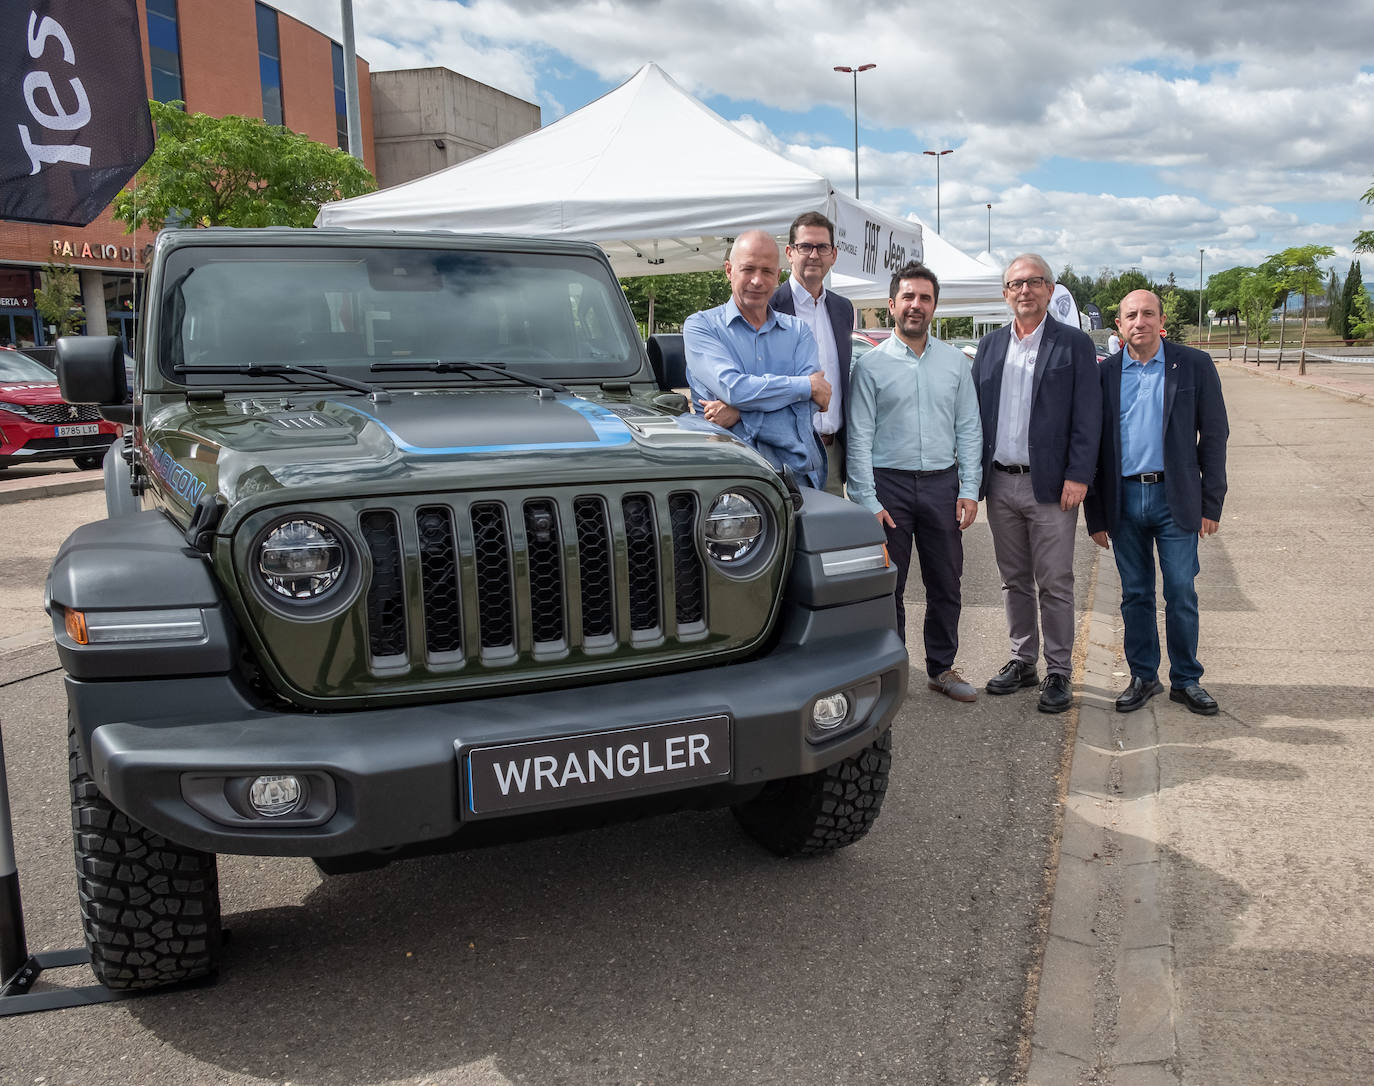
[{"xmin": 158, "ymin": 245, "xmax": 642, "ymax": 386}]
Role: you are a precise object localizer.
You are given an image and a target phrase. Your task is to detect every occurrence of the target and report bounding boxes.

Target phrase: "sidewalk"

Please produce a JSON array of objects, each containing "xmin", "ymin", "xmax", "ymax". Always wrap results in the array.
[
  {"xmin": 1028, "ymin": 366, "xmax": 1374, "ymax": 1084},
  {"xmin": 0, "ymin": 465, "xmax": 102, "ymax": 505}
]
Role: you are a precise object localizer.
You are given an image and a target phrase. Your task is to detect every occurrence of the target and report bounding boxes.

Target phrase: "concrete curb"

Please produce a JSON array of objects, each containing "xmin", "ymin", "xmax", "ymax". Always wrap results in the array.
[
  {"xmin": 1215, "ymin": 357, "xmax": 1373, "ymax": 405},
  {"xmin": 0, "ymin": 471, "xmax": 103, "ymax": 505},
  {"xmin": 1027, "ymin": 559, "xmax": 1180, "ymax": 1085}
]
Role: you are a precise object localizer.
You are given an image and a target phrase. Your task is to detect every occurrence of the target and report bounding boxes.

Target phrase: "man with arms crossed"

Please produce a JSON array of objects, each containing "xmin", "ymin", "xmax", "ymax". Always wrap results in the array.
[
  {"xmin": 771, "ymin": 211, "xmax": 854, "ymax": 496},
  {"xmin": 1085, "ymin": 290, "xmax": 1229, "ymax": 714},
  {"xmin": 847, "ymin": 261, "xmax": 982, "ymax": 703},
  {"xmin": 683, "ymin": 230, "xmax": 831, "ymax": 489},
  {"xmin": 972, "ymin": 254, "xmax": 1102, "ymax": 713}
]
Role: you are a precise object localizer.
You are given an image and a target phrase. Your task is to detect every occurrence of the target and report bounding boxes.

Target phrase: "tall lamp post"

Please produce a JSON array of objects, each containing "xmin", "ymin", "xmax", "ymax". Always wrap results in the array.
[
  {"xmin": 1198, "ymin": 248, "xmax": 1205, "ymax": 343},
  {"xmin": 923, "ymin": 148, "xmax": 953, "ymax": 232},
  {"xmin": 834, "ymin": 64, "xmax": 876, "ymax": 198},
  {"xmin": 986, "ymin": 203, "xmax": 992, "ymax": 252}
]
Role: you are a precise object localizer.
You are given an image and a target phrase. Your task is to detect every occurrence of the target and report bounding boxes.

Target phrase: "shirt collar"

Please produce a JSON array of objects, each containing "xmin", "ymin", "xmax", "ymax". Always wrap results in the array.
[
  {"xmin": 1010, "ymin": 313, "xmax": 1048, "ymax": 348},
  {"xmin": 724, "ymin": 296, "xmax": 781, "ymax": 331},
  {"xmin": 1124, "ymin": 340, "xmax": 1165, "ymax": 368},
  {"xmin": 788, "ymin": 276, "xmax": 825, "ymax": 308}
]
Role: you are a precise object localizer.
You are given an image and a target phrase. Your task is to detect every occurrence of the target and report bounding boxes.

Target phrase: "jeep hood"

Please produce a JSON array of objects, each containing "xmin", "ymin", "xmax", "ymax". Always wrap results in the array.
[{"xmin": 141, "ymin": 387, "xmax": 763, "ymax": 518}]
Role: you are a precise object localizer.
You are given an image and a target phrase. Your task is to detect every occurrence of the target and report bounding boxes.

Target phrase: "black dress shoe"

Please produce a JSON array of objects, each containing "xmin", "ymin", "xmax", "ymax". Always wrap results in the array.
[
  {"xmin": 1170, "ymin": 684, "xmax": 1219, "ymax": 715},
  {"xmin": 1037, "ymin": 673, "xmax": 1072, "ymax": 713},
  {"xmin": 986, "ymin": 658, "xmax": 1039, "ymax": 695},
  {"xmin": 1115, "ymin": 676, "xmax": 1164, "ymax": 712}
]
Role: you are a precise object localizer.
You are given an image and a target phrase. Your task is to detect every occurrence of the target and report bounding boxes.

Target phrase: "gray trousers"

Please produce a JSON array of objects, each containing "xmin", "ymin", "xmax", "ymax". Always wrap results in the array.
[
  {"xmin": 985, "ymin": 469, "xmax": 1079, "ymax": 676},
  {"xmin": 821, "ymin": 435, "xmax": 845, "ymax": 498}
]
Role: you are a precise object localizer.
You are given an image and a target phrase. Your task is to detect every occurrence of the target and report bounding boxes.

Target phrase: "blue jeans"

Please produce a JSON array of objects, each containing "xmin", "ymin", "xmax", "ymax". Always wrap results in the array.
[{"xmin": 1112, "ymin": 479, "xmax": 1202, "ymax": 688}]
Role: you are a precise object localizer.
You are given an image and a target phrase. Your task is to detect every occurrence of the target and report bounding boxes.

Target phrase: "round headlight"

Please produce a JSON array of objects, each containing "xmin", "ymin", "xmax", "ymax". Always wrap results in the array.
[
  {"xmin": 704, "ymin": 491, "xmax": 765, "ymax": 564},
  {"xmin": 258, "ymin": 518, "xmax": 346, "ymax": 599}
]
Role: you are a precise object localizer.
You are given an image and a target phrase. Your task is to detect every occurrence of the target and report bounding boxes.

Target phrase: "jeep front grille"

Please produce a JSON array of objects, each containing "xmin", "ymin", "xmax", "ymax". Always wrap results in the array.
[{"xmin": 358, "ymin": 489, "xmax": 708, "ymax": 669}]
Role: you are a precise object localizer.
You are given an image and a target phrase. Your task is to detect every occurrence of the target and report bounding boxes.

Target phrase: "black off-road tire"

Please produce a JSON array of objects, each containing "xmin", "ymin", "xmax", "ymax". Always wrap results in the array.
[
  {"xmin": 732, "ymin": 729, "xmax": 892, "ymax": 857},
  {"xmin": 68, "ymin": 724, "xmax": 223, "ymax": 990}
]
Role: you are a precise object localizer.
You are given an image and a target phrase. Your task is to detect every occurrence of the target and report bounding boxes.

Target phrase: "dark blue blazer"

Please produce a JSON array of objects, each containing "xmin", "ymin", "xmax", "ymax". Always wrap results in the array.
[
  {"xmin": 771, "ymin": 282, "xmax": 853, "ymax": 450},
  {"xmin": 971, "ymin": 316, "xmax": 1102, "ymax": 504},
  {"xmin": 1084, "ymin": 340, "xmax": 1229, "ymax": 536}
]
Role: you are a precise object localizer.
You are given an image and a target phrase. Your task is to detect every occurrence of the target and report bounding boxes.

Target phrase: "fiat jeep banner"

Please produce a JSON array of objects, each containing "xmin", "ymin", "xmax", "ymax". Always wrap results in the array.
[
  {"xmin": 830, "ymin": 192, "xmax": 924, "ymax": 290},
  {"xmin": 0, "ymin": 1, "xmax": 153, "ymax": 226}
]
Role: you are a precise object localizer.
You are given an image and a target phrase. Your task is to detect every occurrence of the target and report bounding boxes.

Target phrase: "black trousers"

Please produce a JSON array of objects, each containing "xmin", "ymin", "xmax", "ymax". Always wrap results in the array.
[{"xmin": 873, "ymin": 465, "xmax": 963, "ymax": 678}]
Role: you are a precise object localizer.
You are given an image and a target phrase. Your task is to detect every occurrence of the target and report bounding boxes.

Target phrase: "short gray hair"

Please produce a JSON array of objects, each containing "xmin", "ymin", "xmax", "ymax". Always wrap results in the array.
[
  {"xmin": 1003, "ymin": 252, "xmax": 1054, "ymax": 285},
  {"xmin": 728, "ymin": 229, "xmax": 779, "ymax": 263}
]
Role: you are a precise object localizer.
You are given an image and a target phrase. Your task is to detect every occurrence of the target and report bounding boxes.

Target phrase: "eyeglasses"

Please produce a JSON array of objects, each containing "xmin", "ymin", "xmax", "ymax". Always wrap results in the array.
[
  {"xmin": 1004, "ymin": 276, "xmax": 1049, "ymax": 292},
  {"xmin": 791, "ymin": 242, "xmax": 834, "ymax": 256}
]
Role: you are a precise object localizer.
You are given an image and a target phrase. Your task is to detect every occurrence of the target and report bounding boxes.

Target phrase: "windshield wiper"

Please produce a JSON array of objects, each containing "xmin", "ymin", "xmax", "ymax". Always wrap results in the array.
[
  {"xmin": 370, "ymin": 359, "xmax": 570, "ymax": 395},
  {"xmin": 173, "ymin": 363, "xmax": 390, "ymax": 403}
]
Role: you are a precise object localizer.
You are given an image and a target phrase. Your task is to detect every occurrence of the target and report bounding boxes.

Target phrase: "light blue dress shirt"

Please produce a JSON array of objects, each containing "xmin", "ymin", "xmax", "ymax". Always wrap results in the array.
[
  {"xmin": 682, "ymin": 299, "xmax": 825, "ymax": 487},
  {"xmin": 846, "ymin": 332, "xmax": 983, "ymax": 514},
  {"xmin": 1120, "ymin": 341, "xmax": 1166, "ymax": 476}
]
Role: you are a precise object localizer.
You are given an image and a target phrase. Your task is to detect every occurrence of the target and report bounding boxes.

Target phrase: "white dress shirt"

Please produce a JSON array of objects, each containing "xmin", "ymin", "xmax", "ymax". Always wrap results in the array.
[
  {"xmin": 788, "ymin": 276, "xmax": 842, "ymax": 435},
  {"xmin": 992, "ymin": 315, "xmax": 1047, "ymax": 467}
]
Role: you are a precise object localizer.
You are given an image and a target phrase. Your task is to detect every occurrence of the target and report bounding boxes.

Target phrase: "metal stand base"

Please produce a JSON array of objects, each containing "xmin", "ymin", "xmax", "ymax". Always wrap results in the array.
[{"xmin": 0, "ymin": 947, "xmax": 130, "ymax": 1016}]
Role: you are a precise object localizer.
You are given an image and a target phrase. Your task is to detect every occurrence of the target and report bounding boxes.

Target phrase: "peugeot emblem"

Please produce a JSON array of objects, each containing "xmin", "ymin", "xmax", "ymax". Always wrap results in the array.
[{"xmin": 68, "ymin": 404, "xmax": 79, "ymax": 419}]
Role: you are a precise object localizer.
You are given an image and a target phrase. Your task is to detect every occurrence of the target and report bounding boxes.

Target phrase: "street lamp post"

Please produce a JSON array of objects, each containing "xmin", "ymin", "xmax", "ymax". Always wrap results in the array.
[
  {"xmin": 834, "ymin": 64, "xmax": 876, "ymax": 199},
  {"xmin": 986, "ymin": 203, "xmax": 992, "ymax": 253},
  {"xmin": 1198, "ymin": 248, "xmax": 1205, "ymax": 343},
  {"xmin": 923, "ymin": 149, "xmax": 953, "ymax": 232}
]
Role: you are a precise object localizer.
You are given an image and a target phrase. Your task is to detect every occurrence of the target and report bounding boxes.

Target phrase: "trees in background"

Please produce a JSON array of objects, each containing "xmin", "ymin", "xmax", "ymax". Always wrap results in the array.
[
  {"xmin": 1339, "ymin": 262, "xmax": 1365, "ymax": 342},
  {"xmin": 112, "ymin": 100, "xmax": 375, "ymax": 231}
]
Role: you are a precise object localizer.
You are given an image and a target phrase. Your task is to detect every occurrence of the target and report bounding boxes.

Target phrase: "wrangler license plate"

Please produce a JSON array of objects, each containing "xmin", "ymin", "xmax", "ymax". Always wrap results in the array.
[{"xmin": 465, "ymin": 715, "xmax": 731, "ymax": 816}]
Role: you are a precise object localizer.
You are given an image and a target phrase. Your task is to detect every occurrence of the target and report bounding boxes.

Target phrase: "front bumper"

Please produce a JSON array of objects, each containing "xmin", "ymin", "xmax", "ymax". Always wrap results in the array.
[{"xmin": 67, "ymin": 596, "xmax": 906, "ymax": 858}]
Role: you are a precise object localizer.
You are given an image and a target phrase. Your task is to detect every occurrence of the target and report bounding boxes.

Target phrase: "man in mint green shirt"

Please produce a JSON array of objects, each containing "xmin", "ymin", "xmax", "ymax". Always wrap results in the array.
[{"xmin": 847, "ymin": 260, "xmax": 982, "ymax": 702}]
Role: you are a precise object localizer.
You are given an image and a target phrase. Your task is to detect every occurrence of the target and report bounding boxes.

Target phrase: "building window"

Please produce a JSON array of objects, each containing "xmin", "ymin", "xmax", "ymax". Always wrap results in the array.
[
  {"xmin": 146, "ymin": 0, "xmax": 183, "ymax": 105},
  {"xmin": 256, "ymin": 2, "xmax": 283, "ymax": 126},
  {"xmin": 331, "ymin": 41, "xmax": 348, "ymax": 152}
]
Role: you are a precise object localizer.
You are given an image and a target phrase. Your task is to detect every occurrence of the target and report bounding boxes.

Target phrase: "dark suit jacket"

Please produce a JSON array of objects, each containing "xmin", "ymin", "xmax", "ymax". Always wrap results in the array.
[
  {"xmin": 971, "ymin": 316, "xmax": 1102, "ymax": 504},
  {"xmin": 771, "ymin": 281, "xmax": 852, "ymax": 450},
  {"xmin": 1084, "ymin": 340, "xmax": 1229, "ymax": 536}
]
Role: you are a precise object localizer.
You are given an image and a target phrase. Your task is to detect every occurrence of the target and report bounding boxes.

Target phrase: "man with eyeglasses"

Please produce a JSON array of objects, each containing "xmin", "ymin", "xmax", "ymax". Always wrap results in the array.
[
  {"xmin": 972, "ymin": 253, "xmax": 1102, "ymax": 713},
  {"xmin": 770, "ymin": 211, "xmax": 854, "ymax": 497},
  {"xmin": 683, "ymin": 229, "xmax": 832, "ymax": 488}
]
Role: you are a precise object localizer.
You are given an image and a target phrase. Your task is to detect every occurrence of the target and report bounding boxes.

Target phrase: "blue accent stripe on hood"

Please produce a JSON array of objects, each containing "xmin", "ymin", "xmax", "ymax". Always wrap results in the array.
[{"xmin": 336, "ymin": 396, "xmax": 633, "ymax": 454}]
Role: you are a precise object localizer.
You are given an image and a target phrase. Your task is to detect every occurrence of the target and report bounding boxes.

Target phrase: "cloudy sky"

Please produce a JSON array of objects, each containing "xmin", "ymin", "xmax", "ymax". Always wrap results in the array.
[{"xmin": 277, "ymin": 0, "xmax": 1373, "ymax": 288}]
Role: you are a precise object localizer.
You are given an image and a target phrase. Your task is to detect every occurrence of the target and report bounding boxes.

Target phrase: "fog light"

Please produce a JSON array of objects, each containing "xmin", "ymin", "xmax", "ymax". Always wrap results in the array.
[
  {"xmin": 248, "ymin": 774, "xmax": 305, "ymax": 817},
  {"xmin": 812, "ymin": 692, "xmax": 850, "ymax": 732}
]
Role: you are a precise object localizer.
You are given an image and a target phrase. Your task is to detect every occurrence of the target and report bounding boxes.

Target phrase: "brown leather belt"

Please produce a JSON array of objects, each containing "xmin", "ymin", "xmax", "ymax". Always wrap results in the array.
[{"xmin": 818, "ymin": 432, "xmax": 836, "ymax": 447}]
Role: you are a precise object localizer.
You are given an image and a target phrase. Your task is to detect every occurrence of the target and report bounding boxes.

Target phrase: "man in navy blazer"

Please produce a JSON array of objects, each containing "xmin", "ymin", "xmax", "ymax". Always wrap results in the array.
[
  {"xmin": 771, "ymin": 211, "xmax": 854, "ymax": 497},
  {"xmin": 1085, "ymin": 290, "xmax": 1229, "ymax": 715},
  {"xmin": 972, "ymin": 253, "xmax": 1102, "ymax": 713}
]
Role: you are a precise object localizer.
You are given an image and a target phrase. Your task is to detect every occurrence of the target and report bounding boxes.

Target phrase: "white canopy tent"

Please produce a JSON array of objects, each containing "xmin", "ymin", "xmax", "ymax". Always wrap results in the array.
[{"xmin": 316, "ymin": 63, "xmax": 1002, "ymax": 319}]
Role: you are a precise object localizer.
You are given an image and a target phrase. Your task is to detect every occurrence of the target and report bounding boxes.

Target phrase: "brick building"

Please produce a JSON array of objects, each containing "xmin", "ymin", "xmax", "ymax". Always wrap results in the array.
[{"xmin": 1, "ymin": 0, "xmax": 375, "ymax": 350}]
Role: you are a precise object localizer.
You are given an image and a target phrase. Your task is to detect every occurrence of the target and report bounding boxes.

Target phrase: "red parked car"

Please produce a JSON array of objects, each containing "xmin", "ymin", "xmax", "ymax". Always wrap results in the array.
[{"xmin": 0, "ymin": 348, "xmax": 121, "ymax": 470}]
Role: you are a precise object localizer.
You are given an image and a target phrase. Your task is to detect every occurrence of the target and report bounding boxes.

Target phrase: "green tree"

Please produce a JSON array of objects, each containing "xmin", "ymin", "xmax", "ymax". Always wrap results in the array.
[
  {"xmin": 1340, "ymin": 261, "xmax": 1364, "ymax": 341},
  {"xmin": 1237, "ymin": 267, "xmax": 1280, "ymax": 352},
  {"xmin": 1057, "ymin": 264, "xmax": 1094, "ymax": 309},
  {"xmin": 1206, "ymin": 266, "xmax": 1248, "ymax": 329},
  {"xmin": 1092, "ymin": 268, "xmax": 1151, "ymax": 324},
  {"xmin": 1266, "ymin": 244, "xmax": 1335, "ymax": 357},
  {"xmin": 619, "ymin": 270, "xmax": 730, "ymax": 333},
  {"xmin": 1353, "ymin": 178, "xmax": 1374, "ymax": 253},
  {"xmin": 112, "ymin": 99, "xmax": 375, "ymax": 231},
  {"xmin": 1349, "ymin": 285, "xmax": 1374, "ymax": 339},
  {"xmin": 35, "ymin": 262, "xmax": 83, "ymax": 336},
  {"xmin": 1324, "ymin": 267, "xmax": 1344, "ymax": 333}
]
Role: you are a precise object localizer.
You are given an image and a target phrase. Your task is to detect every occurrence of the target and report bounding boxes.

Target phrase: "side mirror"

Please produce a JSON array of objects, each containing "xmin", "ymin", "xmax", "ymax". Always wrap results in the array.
[
  {"xmin": 646, "ymin": 334, "xmax": 687, "ymax": 392},
  {"xmin": 56, "ymin": 336, "xmax": 126, "ymax": 406}
]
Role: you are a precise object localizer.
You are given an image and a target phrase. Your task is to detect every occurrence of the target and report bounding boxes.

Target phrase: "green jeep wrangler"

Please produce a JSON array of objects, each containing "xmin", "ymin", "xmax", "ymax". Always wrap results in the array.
[{"xmin": 47, "ymin": 228, "xmax": 907, "ymax": 991}]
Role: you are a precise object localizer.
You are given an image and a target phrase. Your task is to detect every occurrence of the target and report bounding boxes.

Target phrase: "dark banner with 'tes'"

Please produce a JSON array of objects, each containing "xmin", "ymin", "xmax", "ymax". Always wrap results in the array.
[{"xmin": 0, "ymin": 0, "xmax": 153, "ymax": 227}]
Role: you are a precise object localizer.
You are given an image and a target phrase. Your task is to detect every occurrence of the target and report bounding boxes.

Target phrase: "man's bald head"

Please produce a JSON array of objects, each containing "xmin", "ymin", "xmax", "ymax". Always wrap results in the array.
[
  {"xmin": 724, "ymin": 230, "xmax": 782, "ymax": 326},
  {"xmin": 1115, "ymin": 289, "xmax": 1166, "ymax": 362}
]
